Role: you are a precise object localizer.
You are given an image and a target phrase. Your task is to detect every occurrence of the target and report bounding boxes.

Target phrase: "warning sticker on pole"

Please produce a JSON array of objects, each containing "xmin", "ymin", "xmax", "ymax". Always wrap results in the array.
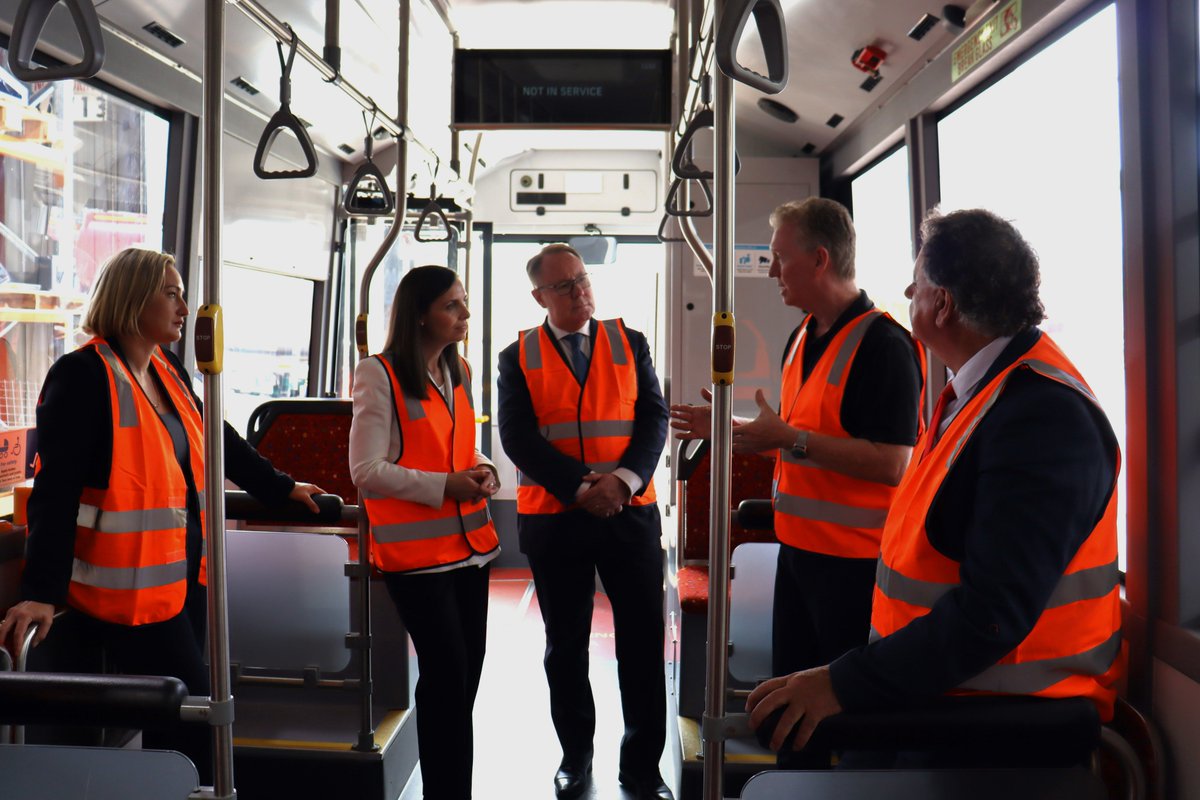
[{"xmin": 951, "ymin": 0, "xmax": 1022, "ymax": 82}]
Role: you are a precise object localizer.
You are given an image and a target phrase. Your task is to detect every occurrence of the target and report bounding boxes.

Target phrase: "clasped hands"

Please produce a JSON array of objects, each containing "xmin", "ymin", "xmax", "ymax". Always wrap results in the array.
[
  {"xmin": 445, "ymin": 468, "xmax": 501, "ymax": 502},
  {"xmin": 578, "ymin": 472, "xmax": 629, "ymax": 519},
  {"xmin": 669, "ymin": 387, "xmax": 799, "ymax": 454}
]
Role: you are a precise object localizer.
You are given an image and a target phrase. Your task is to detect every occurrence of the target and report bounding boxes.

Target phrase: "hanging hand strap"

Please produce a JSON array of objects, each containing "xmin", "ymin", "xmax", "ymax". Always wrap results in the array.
[
  {"xmin": 414, "ymin": 184, "xmax": 453, "ymax": 242},
  {"xmin": 254, "ymin": 26, "xmax": 319, "ymax": 180},
  {"xmin": 344, "ymin": 109, "xmax": 395, "ymax": 215},
  {"xmin": 8, "ymin": 0, "xmax": 105, "ymax": 81},
  {"xmin": 664, "ymin": 173, "xmax": 714, "ymax": 218},
  {"xmin": 715, "ymin": 0, "xmax": 789, "ymax": 95}
]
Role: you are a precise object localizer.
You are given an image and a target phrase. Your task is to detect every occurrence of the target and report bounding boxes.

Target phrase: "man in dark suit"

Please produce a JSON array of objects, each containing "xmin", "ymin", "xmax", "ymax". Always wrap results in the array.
[
  {"xmin": 746, "ymin": 209, "xmax": 1123, "ymax": 765},
  {"xmin": 497, "ymin": 244, "xmax": 672, "ymax": 799}
]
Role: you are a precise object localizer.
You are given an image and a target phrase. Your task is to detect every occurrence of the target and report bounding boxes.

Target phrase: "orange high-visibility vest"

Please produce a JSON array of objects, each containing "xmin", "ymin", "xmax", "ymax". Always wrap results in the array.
[
  {"xmin": 67, "ymin": 339, "xmax": 206, "ymax": 626},
  {"xmin": 773, "ymin": 310, "xmax": 914, "ymax": 558},
  {"xmin": 871, "ymin": 333, "xmax": 1123, "ymax": 720},
  {"xmin": 361, "ymin": 355, "xmax": 498, "ymax": 572},
  {"xmin": 516, "ymin": 320, "xmax": 656, "ymax": 515}
]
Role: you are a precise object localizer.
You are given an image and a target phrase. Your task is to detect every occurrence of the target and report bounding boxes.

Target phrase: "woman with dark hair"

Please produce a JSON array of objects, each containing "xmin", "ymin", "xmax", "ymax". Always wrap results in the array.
[
  {"xmin": 349, "ymin": 264, "xmax": 500, "ymax": 800},
  {"xmin": 0, "ymin": 247, "xmax": 325, "ymax": 784}
]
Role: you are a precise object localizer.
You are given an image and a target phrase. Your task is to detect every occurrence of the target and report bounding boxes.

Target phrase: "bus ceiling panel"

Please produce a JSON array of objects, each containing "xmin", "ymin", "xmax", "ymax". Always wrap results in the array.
[
  {"xmin": 87, "ymin": 0, "xmax": 414, "ymax": 163},
  {"xmin": 445, "ymin": 0, "xmax": 675, "ymax": 49},
  {"xmin": 728, "ymin": 0, "xmax": 973, "ymax": 158}
]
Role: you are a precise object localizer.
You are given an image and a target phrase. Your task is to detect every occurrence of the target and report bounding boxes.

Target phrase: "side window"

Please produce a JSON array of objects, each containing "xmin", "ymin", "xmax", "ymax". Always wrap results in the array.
[
  {"xmin": 937, "ymin": 6, "xmax": 1126, "ymax": 565},
  {"xmin": 851, "ymin": 146, "xmax": 915, "ymax": 327},
  {"xmin": 0, "ymin": 57, "xmax": 168, "ymax": 497}
]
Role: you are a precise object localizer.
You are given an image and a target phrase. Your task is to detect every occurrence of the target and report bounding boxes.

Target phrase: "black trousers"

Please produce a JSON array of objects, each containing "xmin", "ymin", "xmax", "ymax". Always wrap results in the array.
[
  {"xmin": 771, "ymin": 543, "xmax": 877, "ymax": 676},
  {"xmin": 60, "ymin": 598, "xmax": 213, "ymax": 785},
  {"xmin": 524, "ymin": 506, "xmax": 666, "ymax": 780},
  {"xmin": 771, "ymin": 544, "xmax": 876, "ymax": 770},
  {"xmin": 384, "ymin": 562, "xmax": 491, "ymax": 800}
]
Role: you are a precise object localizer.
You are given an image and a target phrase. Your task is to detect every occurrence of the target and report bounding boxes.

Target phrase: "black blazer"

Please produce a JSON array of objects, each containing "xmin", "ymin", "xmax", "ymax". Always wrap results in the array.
[
  {"xmin": 497, "ymin": 318, "xmax": 668, "ymax": 509},
  {"xmin": 830, "ymin": 329, "xmax": 1120, "ymax": 710},
  {"xmin": 22, "ymin": 341, "xmax": 296, "ymax": 604}
]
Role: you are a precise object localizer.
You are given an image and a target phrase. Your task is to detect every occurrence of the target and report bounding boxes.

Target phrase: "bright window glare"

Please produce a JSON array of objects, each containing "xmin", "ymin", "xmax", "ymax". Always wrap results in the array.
[
  {"xmin": 223, "ymin": 267, "xmax": 315, "ymax": 434},
  {"xmin": 851, "ymin": 147, "xmax": 914, "ymax": 328},
  {"xmin": 938, "ymin": 6, "xmax": 1126, "ymax": 566}
]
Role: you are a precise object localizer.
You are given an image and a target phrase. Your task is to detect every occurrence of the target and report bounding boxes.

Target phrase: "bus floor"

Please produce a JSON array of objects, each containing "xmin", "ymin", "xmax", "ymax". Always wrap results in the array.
[{"xmin": 399, "ymin": 567, "xmax": 682, "ymax": 800}]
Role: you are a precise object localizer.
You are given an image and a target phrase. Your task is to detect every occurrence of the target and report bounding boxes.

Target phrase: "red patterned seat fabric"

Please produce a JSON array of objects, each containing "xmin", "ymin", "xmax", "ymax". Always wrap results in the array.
[
  {"xmin": 678, "ymin": 448, "xmax": 775, "ymax": 613},
  {"xmin": 253, "ymin": 411, "xmax": 357, "ymax": 529}
]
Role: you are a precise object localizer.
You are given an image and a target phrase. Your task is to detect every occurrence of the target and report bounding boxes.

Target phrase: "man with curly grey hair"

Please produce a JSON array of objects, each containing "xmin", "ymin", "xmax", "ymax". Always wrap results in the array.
[{"xmin": 747, "ymin": 208, "xmax": 1123, "ymax": 769}]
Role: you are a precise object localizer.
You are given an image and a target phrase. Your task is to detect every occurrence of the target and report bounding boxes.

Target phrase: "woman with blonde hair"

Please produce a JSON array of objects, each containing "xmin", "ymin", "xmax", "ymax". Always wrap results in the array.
[{"xmin": 0, "ymin": 247, "xmax": 324, "ymax": 782}]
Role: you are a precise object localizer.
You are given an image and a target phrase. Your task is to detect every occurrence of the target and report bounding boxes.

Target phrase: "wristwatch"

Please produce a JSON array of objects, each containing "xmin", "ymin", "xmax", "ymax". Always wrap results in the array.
[{"xmin": 790, "ymin": 429, "xmax": 809, "ymax": 460}]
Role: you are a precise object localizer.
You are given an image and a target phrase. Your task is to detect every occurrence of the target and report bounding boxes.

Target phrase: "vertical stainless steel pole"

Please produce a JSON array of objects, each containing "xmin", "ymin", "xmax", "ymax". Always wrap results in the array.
[
  {"xmin": 202, "ymin": 1, "xmax": 234, "ymax": 797},
  {"xmin": 351, "ymin": 0, "xmax": 412, "ymax": 752},
  {"xmin": 702, "ymin": 0, "xmax": 736, "ymax": 797}
]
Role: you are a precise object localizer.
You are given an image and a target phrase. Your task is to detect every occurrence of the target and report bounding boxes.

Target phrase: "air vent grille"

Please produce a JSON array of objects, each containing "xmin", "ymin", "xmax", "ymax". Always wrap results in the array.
[
  {"xmin": 230, "ymin": 76, "xmax": 260, "ymax": 96},
  {"xmin": 143, "ymin": 21, "xmax": 185, "ymax": 49},
  {"xmin": 908, "ymin": 13, "xmax": 940, "ymax": 41},
  {"xmin": 338, "ymin": 143, "xmax": 356, "ymax": 155},
  {"xmin": 860, "ymin": 75, "xmax": 882, "ymax": 92},
  {"xmin": 801, "ymin": 143, "xmax": 816, "ymax": 155},
  {"xmin": 826, "ymin": 114, "xmax": 844, "ymax": 128}
]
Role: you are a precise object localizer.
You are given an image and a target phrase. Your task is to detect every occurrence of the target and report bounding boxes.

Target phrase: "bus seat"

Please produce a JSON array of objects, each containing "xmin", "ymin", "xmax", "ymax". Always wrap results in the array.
[
  {"xmin": 674, "ymin": 439, "xmax": 775, "ymax": 718},
  {"xmin": 0, "ymin": 672, "xmax": 198, "ymax": 798},
  {"xmin": 245, "ymin": 398, "xmax": 357, "ymax": 531},
  {"xmin": 675, "ymin": 440, "xmax": 775, "ymax": 615}
]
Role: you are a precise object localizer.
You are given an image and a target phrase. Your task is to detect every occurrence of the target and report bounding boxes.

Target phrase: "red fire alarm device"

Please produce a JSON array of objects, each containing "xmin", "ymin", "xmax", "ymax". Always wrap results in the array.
[{"xmin": 851, "ymin": 45, "xmax": 887, "ymax": 76}]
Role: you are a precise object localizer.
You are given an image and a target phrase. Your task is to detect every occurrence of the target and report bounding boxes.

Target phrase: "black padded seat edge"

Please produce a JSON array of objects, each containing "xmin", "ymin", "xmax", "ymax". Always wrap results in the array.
[
  {"xmin": 0, "ymin": 672, "xmax": 188, "ymax": 728},
  {"xmin": 760, "ymin": 696, "xmax": 1101, "ymax": 765},
  {"xmin": 225, "ymin": 489, "xmax": 346, "ymax": 525}
]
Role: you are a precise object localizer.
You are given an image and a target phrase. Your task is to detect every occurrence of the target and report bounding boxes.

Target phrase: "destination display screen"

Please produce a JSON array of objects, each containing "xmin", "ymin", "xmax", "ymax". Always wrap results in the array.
[{"xmin": 454, "ymin": 50, "xmax": 671, "ymax": 128}]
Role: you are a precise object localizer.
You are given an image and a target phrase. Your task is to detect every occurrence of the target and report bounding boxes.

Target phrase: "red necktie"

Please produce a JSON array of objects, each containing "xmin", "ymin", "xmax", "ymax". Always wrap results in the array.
[{"xmin": 921, "ymin": 382, "xmax": 957, "ymax": 461}]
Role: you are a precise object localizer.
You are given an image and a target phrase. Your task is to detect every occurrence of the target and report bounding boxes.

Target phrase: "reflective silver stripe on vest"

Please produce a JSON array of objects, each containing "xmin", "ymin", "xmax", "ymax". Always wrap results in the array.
[
  {"xmin": 772, "ymin": 490, "xmax": 888, "ymax": 529},
  {"xmin": 402, "ymin": 392, "xmax": 426, "ymax": 421},
  {"xmin": 960, "ymin": 629, "xmax": 1123, "ymax": 695},
  {"xmin": 876, "ymin": 558, "xmax": 1119, "ymax": 613},
  {"xmin": 518, "ymin": 470, "xmax": 536, "ymax": 487},
  {"xmin": 77, "ymin": 503, "xmax": 188, "ymax": 533},
  {"xmin": 541, "ymin": 419, "xmax": 634, "ymax": 442},
  {"xmin": 360, "ymin": 487, "xmax": 386, "ymax": 499},
  {"xmin": 1024, "ymin": 359, "xmax": 1098, "ymax": 404},
  {"xmin": 153, "ymin": 350, "xmax": 197, "ymax": 411},
  {"xmin": 1047, "ymin": 560, "xmax": 1120, "ymax": 608},
  {"xmin": 869, "ymin": 625, "xmax": 883, "ymax": 643},
  {"xmin": 71, "ymin": 558, "xmax": 188, "ymax": 590},
  {"xmin": 523, "ymin": 328, "xmax": 543, "ymax": 369},
  {"xmin": 827, "ymin": 312, "xmax": 881, "ymax": 387},
  {"xmin": 601, "ymin": 319, "xmax": 627, "ymax": 365},
  {"xmin": 95, "ymin": 343, "xmax": 139, "ymax": 428},
  {"xmin": 463, "ymin": 376, "xmax": 475, "ymax": 411},
  {"xmin": 874, "ymin": 559, "xmax": 954, "ymax": 609},
  {"xmin": 372, "ymin": 507, "xmax": 491, "ymax": 544},
  {"xmin": 784, "ymin": 317, "xmax": 809, "ymax": 367},
  {"xmin": 947, "ymin": 357, "xmax": 1098, "ymax": 470}
]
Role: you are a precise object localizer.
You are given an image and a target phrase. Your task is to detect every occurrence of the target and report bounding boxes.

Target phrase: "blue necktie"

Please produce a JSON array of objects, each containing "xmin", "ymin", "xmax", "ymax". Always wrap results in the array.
[{"xmin": 564, "ymin": 333, "xmax": 589, "ymax": 379}]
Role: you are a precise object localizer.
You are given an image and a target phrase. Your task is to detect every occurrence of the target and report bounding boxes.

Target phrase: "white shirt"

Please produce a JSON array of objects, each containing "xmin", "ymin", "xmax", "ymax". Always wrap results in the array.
[
  {"xmin": 544, "ymin": 319, "xmax": 643, "ymax": 500},
  {"xmin": 349, "ymin": 356, "xmax": 498, "ymax": 572},
  {"xmin": 938, "ymin": 335, "xmax": 1014, "ymax": 437}
]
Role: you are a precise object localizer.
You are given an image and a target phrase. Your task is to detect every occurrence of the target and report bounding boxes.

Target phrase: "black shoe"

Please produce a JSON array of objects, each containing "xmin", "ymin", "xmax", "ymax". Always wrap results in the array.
[
  {"xmin": 554, "ymin": 762, "xmax": 592, "ymax": 799},
  {"xmin": 618, "ymin": 771, "xmax": 674, "ymax": 800}
]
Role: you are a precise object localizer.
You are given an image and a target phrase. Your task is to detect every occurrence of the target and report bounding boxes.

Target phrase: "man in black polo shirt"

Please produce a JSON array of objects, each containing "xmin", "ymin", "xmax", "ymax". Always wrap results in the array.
[{"xmin": 670, "ymin": 199, "xmax": 923, "ymax": 760}]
